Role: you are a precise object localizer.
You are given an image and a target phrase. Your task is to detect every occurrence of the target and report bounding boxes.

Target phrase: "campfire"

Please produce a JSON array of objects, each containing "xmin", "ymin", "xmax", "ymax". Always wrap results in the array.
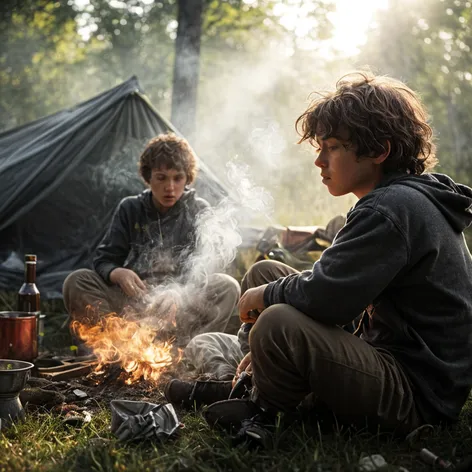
[
  {"xmin": 71, "ymin": 314, "xmax": 181, "ymax": 385},
  {"xmin": 26, "ymin": 311, "xmax": 183, "ymax": 420}
]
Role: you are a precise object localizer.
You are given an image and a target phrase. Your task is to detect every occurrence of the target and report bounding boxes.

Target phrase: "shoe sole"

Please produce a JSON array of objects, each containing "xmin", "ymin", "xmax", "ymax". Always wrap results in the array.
[{"xmin": 203, "ymin": 399, "xmax": 260, "ymax": 432}]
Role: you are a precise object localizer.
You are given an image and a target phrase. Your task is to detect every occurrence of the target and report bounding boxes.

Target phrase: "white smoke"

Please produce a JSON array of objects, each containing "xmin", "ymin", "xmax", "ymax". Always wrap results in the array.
[
  {"xmin": 139, "ymin": 159, "xmax": 273, "ymax": 341},
  {"xmin": 187, "ymin": 159, "xmax": 273, "ymax": 285}
]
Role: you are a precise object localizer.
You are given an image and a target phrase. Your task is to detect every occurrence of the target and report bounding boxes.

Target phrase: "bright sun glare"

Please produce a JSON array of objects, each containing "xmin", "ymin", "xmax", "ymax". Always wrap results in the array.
[
  {"xmin": 75, "ymin": 0, "xmax": 389, "ymax": 57},
  {"xmin": 274, "ymin": 0, "xmax": 389, "ymax": 56},
  {"xmin": 330, "ymin": 0, "xmax": 389, "ymax": 55}
]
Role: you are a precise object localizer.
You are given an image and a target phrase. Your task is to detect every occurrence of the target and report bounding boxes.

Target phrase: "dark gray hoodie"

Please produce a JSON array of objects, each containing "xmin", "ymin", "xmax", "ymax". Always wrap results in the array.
[
  {"xmin": 94, "ymin": 189, "xmax": 210, "ymax": 283},
  {"xmin": 264, "ymin": 172, "xmax": 472, "ymax": 422}
]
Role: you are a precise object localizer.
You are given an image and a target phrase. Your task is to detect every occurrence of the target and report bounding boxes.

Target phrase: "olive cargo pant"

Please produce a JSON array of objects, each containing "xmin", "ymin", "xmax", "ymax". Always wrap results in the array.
[
  {"xmin": 63, "ymin": 269, "xmax": 241, "ymax": 341},
  {"xmin": 245, "ymin": 260, "xmax": 425, "ymax": 433}
]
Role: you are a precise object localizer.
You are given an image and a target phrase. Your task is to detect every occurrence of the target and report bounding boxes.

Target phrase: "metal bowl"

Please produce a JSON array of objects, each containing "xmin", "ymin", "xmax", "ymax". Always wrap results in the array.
[{"xmin": 0, "ymin": 359, "xmax": 34, "ymax": 395}]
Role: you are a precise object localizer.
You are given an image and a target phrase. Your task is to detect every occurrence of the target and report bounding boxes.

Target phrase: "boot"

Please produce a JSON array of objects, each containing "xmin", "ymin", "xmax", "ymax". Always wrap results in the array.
[
  {"xmin": 203, "ymin": 398, "xmax": 278, "ymax": 449},
  {"xmin": 164, "ymin": 379, "xmax": 232, "ymax": 409}
]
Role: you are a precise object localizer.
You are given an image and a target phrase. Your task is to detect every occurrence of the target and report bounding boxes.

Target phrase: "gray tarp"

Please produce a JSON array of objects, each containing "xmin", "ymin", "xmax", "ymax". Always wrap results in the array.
[{"xmin": 0, "ymin": 77, "xmax": 231, "ymax": 297}]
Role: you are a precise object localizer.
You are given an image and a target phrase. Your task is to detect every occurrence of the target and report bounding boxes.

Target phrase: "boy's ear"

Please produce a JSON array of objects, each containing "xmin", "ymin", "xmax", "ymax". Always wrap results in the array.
[{"xmin": 373, "ymin": 140, "xmax": 391, "ymax": 165}]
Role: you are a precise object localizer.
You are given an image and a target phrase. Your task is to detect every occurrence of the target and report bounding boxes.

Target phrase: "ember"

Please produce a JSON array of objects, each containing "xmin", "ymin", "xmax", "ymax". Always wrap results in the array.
[{"xmin": 71, "ymin": 315, "xmax": 180, "ymax": 384}]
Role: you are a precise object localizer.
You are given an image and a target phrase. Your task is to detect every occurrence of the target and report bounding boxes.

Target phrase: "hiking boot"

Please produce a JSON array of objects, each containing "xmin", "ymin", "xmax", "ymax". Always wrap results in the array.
[
  {"xmin": 203, "ymin": 398, "xmax": 263, "ymax": 432},
  {"xmin": 164, "ymin": 379, "xmax": 232, "ymax": 409},
  {"xmin": 232, "ymin": 413, "xmax": 276, "ymax": 449},
  {"xmin": 203, "ymin": 398, "xmax": 278, "ymax": 448}
]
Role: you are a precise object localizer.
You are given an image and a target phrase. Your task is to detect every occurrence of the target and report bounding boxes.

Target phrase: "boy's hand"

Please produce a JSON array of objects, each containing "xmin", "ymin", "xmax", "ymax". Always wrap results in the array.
[
  {"xmin": 238, "ymin": 285, "xmax": 267, "ymax": 323},
  {"xmin": 110, "ymin": 268, "xmax": 146, "ymax": 298},
  {"xmin": 146, "ymin": 290, "xmax": 179, "ymax": 319},
  {"xmin": 233, "ymin": 352, "xmax": 252, "ymax": 387}
]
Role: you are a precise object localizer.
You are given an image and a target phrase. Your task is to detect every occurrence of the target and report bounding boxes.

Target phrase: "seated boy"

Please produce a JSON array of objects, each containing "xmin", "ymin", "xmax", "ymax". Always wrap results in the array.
[
  {"xmin": 63, "ymin": 133, "xmax": 240, "ymax": 345},
  {"xmin": 166, "ymin": 72, "xmax": 472, "ymax": 442}
]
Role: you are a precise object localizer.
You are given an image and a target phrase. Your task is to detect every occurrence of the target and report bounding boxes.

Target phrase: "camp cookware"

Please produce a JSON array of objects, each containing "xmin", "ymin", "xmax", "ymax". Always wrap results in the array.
[
  {"xmin": 0, "ymin": 359, "xmax": 34, "ymax": 428},
  {"xmin": 0, "ymin": 312, "xmax": 38, "ymax": 362}
]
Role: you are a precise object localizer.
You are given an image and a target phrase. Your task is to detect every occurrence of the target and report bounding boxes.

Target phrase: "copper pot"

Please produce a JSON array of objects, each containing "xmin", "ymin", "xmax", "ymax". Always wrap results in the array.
[{"xmin": 0, "ymin": 312, "xmax": 38, "ymax": 362}]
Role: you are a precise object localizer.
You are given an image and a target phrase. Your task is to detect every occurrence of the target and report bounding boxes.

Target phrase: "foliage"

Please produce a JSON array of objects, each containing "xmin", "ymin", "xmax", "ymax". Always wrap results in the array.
[
  {"xmin": 0, "ymin": 1, "xmax": 88, "ymax": 128},
  {"xmin": 359, "ymin": 0, "xmax": 472, "ymax": 185},
  {"xmin": 3, "ymin": 0, "xmax": 472, "ymax": 225},
  {"xmin": 0, "ymin": 0, "xmax": 345, "ymax": 226},
  {"xmin": 0, "ymin": 0, "xmax": 284, "ymax": 128}
]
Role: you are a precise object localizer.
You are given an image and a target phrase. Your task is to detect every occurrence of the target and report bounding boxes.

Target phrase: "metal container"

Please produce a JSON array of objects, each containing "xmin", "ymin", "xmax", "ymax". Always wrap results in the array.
[
  {"xmin": 0, "ymin": 359, "xmax": 33, "ymax": 394},
  {"xmin": 0, "ymin": 359, "xmax": 34, "ymax": 428},
  {"xmin": 0, "ymin": 312, "xmax": 38, "ymax": 362}
]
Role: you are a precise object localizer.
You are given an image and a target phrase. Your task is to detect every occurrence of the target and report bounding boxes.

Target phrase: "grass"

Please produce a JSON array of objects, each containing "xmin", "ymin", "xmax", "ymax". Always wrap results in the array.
[
  {"xmin": 1, "ymin": 293, "xmax": 471, "ymax": 471},
  {"xmin": 1, "ymin": 403, "xmax": 471, "ymax": 471}
]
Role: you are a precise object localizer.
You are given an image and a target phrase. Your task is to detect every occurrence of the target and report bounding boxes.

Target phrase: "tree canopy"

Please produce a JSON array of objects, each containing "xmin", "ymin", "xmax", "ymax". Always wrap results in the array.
[
  {"xmin": 359, "ymin": 0, "xmax": 472, "ymax": 185},
  {"xmin": 1, "ymin": 0, "xmax": 471, "ymax": 224}
]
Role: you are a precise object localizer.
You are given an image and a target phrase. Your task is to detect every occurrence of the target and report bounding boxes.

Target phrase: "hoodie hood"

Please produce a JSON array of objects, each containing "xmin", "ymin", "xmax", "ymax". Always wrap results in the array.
[{"xmin": 378, "ymin": 172, "xmax": 472, "ymax": 232}]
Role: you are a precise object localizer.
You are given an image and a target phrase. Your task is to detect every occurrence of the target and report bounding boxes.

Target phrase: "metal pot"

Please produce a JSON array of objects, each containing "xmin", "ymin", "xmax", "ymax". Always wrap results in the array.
[
  {"xmin": 0, "ymin": 359, "xmax": 33, "ymax": 394},
  {"xmin": 0, "ymin": 312, "xmax": 38, "ymax": 362},
  {"xmin": 0, "ymin": 359, "xmax": 34, "ymax": 428}
]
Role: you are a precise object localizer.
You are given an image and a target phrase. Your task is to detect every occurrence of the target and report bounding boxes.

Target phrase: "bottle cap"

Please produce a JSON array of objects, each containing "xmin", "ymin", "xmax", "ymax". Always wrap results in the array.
[{"xmin": 25, "ymin": 254, "xmax": 37, "ymax": 262}]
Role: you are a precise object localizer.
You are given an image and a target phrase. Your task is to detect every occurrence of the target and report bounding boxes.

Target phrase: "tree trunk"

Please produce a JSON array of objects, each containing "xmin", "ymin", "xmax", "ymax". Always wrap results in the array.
[{"xmin": 171, "ymin": 0, "xmax": 203, "ymax": 143}]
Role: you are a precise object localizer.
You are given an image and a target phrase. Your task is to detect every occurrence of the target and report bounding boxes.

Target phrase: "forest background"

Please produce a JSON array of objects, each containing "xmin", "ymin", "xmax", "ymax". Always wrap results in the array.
[
  {"xmin": 1, "ymin": 4, "xmax": 471, "ymax": 470},
  {"xmin": 1, "ymin": 0, "xmax": 471, "ymax": 227}
]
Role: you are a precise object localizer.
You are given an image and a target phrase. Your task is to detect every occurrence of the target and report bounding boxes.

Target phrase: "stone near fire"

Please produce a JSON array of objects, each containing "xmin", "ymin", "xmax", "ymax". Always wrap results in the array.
[
  {"xmin": 19, "ymin": 388, "xmax": 65, "ymax": 408},
  {"xmin": 27, "ymin": 377, "xmax": 55, "ymax": 389},
  {"xmin": 73, "ymin": 389, "xmax": 88, "ymax": 399}
]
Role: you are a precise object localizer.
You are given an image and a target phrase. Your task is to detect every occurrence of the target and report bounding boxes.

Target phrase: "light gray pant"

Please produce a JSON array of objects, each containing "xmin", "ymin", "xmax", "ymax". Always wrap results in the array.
[
  {"xmin": 184, "ymin": 333, "xmax": 243, "ymax": 380},
  {"xmin": 180, "ymin": 259, "xmax": 280, "ymax": 379},
  {"xmin": 63, "ymin": 269, "xmax": 241, "ymax": 340},
  {"xmin": 183, "ymin": 259, "xmax": 298, "ymax": 378}
]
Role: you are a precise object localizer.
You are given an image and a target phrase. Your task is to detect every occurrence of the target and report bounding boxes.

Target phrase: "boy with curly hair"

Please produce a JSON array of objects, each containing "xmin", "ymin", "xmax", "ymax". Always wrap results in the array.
[
  {"xmin": 168, "ymin": 72, "xmax": 472, "ymax": 442},
  {"xmin": 63, "ymin": 133, "xmax": 240, "ymax": 344}
]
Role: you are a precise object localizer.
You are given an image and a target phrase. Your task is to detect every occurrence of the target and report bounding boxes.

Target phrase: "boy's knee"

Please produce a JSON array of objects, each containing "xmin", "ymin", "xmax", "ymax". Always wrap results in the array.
[
  {"xmin": 250, "ymin": 304, "xmax": 328, "ymax": 347},
  {"xmin": 220, "ymin": 273, "xmax": 241, "ymax": 299},
  {"xmin": 63, "ymin": 269, "xmax": 100, "ymax": 307},
  {"xmin": 247, "ymin": 260, "xmax": 277, "ymax": 279},
  {"xmin": 209, "ymin": 273, "xmax": 240, "ymax": 296},
  {"xmin": 63, "ymin": 268, "xmax": 95, "ymax": 291},
  {"xmin": 250, "ymin": 304, "xmax": 290, "ymax": 345}
]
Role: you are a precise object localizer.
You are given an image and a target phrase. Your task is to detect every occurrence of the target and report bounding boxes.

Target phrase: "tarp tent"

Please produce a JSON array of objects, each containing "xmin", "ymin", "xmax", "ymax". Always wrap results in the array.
[{"xmin": 0, "ymin": 76, "xmax": 232, "ymax": 298}]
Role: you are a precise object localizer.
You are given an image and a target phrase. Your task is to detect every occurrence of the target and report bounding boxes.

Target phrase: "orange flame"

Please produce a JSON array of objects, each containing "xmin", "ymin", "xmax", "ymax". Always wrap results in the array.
[{"xmin": 72, "ymin": 315, "xmax": 179, "ymax": 384}]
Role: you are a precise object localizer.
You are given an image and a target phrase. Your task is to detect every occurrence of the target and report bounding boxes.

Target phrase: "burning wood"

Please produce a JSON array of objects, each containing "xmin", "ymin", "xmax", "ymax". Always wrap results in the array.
[
  {"xmin": 38, "ymin": 360, "xmax": 97, "ymax": 381},
  {"xmin": 71, "ymin": 315, "xmax": 181, "ymax": 385}
]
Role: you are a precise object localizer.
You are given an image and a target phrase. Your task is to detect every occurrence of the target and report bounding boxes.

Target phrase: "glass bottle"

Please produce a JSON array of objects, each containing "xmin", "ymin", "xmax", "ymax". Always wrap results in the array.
[{"xmin": 17, "ymin": 254, "xmax": 40, "ymax": 315}]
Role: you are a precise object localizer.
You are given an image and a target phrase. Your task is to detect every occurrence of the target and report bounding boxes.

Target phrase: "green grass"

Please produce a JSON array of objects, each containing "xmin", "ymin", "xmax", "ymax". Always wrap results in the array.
[
  {"xmin": 1, "ymin": 294, "xmax": 471, "ymax": 471},
  {"xmin": 1, "ymin": 403, "xmax": 471, "ymax": 471}
]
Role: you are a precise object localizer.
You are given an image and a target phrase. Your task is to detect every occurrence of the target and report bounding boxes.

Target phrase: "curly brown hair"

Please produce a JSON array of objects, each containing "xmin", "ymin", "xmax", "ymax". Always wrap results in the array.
[
  {"xmin": 296, "ymin": 72, "xmax": 437, "ymax": 174},
  {"xmin": 138, "ymin": 133, "xmax": 198, "ymax": 184}
]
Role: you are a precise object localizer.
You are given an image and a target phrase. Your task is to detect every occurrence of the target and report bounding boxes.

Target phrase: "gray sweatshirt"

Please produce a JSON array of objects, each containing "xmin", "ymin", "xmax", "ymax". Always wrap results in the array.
[
  {"xmin": 94, "ymin": 189, "xmax": 210, "ymax": 283},
  {"xmin": 264, "ymin": 172, "xmax": 472, "ymax": 422}
]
